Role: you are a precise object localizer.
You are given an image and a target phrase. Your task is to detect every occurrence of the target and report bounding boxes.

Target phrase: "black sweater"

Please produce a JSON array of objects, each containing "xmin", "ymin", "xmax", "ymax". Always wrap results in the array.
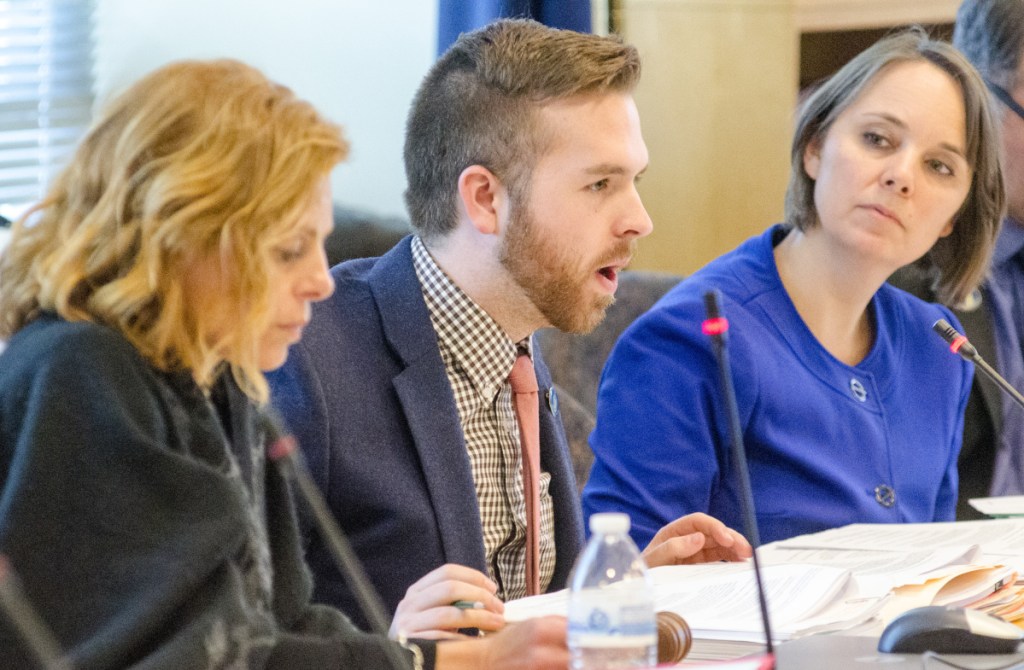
[{"xmin": 0, "ymin": 314, "xmax": 432, "ymax": 669}]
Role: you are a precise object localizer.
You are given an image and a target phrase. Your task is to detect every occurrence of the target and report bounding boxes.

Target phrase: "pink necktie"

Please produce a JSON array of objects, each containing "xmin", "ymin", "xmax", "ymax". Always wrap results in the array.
[{"xmin": 509, "ymin": 351, "xmax": 541, "ymax": 596}]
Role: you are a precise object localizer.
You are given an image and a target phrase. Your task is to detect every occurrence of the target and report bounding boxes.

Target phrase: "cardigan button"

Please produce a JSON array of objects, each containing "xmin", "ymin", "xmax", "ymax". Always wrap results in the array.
[
  {"xmin": 874, "ymin": 484, "xmax": 896, "ymax": 508},
  {"xmin": 849, "ymin": 378, "xmax": 867, "ymax": 402}
]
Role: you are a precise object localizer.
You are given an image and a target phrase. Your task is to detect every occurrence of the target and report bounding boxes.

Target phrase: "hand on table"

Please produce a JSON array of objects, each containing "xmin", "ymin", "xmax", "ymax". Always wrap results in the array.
[
  {"xmin": 642, "ymin": 512, "xmax": 752, "ymax": 567},
  {"xmin": 435, "ymin": 616, "xmax": 569, "ymax": 670}
]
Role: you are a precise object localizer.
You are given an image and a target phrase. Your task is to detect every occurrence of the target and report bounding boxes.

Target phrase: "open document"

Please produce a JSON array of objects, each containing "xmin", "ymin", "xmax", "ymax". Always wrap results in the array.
[
  {"xmin": 507, "ymin": 520, "xmax": 1024, "ymax": 648},
  {"xmin": 764, "ymin": 519, "xmax": 1024, "ymax": 624},
  {"xmin": 505, "ymin": 561, "xmax": 885, "ymax": 642},
  {"xmin": 758, "ymin": 544, "xmax": 983, "ymax": 597}
]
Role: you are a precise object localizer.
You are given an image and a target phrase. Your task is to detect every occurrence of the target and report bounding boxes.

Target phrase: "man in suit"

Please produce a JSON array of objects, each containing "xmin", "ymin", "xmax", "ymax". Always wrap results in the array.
[
  {"xmin": 893, "ymin": 1, "xmax": 1024, "ymax": 519},
  {"xmin": 269, "ymin": 18, "xmax": 750, "ymax": 637}
]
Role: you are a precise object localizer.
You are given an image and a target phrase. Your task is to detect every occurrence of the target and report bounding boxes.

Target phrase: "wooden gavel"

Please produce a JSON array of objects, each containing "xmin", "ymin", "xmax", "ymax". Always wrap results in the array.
[{"xmin": 657, "ymin": 610, "xmax": 693, "ymax": 664}]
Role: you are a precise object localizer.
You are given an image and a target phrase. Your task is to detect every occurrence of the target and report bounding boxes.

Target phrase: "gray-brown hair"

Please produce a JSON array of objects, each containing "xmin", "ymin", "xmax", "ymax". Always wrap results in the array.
[{"xmin": 784, "ymin": 28, "xmax": 1004, "ymax": 306}]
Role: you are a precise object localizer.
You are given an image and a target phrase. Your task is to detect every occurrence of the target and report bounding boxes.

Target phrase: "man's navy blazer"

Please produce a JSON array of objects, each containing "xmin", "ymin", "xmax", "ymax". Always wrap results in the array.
[{"xmin": 268, "ymin": 237, "xmax": 585, "ymax": 629}]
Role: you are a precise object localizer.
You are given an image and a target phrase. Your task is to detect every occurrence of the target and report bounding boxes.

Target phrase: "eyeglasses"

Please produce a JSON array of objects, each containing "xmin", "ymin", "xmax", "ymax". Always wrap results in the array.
[{"xmin": 986, "ymin": 78, "xmax": 1024, "ymax": 122}]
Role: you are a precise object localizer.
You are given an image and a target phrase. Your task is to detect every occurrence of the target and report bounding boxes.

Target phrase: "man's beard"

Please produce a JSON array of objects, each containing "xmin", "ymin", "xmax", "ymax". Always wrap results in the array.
[{"xmin": 498, "ymin": 204, "xmax": 634, "ymax": 334}]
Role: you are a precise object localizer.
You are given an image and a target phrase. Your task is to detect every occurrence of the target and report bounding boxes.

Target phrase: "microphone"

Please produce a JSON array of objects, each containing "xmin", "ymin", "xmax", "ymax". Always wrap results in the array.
[
  {"xmin": 702, "ymin": 290, "xmax": 776, "ymax": 662},
  {"xmin": 932, "ymin": 319, "xmax": 1024, "ymax": 410},
  {"xmin": 261, "ymin": 408, "xmax": 408, "ymax": 670},
  {"xmin": 0, "ymin": 555, "xmax": 70, "ymax": 670}
]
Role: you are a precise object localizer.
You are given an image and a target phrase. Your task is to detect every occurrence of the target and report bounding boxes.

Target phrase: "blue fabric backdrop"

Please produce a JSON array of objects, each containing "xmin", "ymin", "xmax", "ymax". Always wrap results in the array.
[{"xmin": 437, "ymin": 0, "xmax": 592, "ymax": 56}]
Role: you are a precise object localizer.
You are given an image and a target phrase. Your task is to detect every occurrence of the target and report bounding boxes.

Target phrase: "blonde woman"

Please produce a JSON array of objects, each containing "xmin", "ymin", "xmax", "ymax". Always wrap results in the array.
[{"xmin": 0, "ymin": 60, "xmax": 565, "ymax": 670}]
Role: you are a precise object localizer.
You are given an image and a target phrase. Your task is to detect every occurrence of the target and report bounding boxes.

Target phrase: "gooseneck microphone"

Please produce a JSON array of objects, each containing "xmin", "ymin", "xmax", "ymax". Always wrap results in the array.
[
  {"xmin": 0, "ymin": 555, "xmax": 70, "ymax": 670},
  {"xmin": 261, "ymin": 409, "xmax": 407, "ymax": 670},
  {"xmin": 702, "ymin": 290, "xmax": 775, "ymax": 661},
  {"xmin": 933, "ymin": 319, "xmax": 1024, "ymax": 411}
]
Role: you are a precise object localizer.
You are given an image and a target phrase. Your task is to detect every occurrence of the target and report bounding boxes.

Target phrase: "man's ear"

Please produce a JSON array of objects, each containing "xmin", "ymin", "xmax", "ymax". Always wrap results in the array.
[{"xmin": 457, "ymin": 164, "xmax": 507, "ymax": 236}]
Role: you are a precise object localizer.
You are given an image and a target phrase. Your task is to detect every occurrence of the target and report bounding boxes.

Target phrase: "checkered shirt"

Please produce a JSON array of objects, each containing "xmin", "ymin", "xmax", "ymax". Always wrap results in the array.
[{"xmin": 411, "ymin": 236, "xmax": 556, "ymax": 600}]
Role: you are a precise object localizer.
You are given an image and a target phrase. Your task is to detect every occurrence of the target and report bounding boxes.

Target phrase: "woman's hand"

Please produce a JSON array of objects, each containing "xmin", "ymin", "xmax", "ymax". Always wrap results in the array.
[{"xmin": 389, "ymin": 564, "xmax": 505, "ymax": 640}]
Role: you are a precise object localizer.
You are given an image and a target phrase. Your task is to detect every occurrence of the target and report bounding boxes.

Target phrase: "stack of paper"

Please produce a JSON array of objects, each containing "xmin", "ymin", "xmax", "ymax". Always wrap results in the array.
[
  {"xmin": 758, "ymin": 544, "xmax": 982, "ymax": 597},
  {"xmin": 505, "ymin": 561, "xmax": 885, "ymax": 642},
  {"xmin": 769, "ymin": 519, "xmax": 1024, "ymax": 562},
  {"xmin": 767, "ymin": 520, "xmax": 1024, "ymax": 626},
  {"xmin": 505, "ymin": 519, "xmax": 1024, "ymax": 658},
  {"xmin": 970, "ymin": 496, "xmax": 1024, "ymax": 518}
]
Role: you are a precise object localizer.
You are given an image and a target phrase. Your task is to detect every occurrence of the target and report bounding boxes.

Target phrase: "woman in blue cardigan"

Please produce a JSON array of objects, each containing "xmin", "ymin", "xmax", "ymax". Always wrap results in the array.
[{"xmin": 583, "ymin": 29, "xmax": 1006, "ymax": 546}]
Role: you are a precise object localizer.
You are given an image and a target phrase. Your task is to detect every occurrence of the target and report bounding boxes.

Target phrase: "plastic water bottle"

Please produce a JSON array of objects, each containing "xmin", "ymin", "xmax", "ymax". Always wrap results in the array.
[{"xmin": 568, "ymin": 513, "xmax": 657, "ymax": 669}]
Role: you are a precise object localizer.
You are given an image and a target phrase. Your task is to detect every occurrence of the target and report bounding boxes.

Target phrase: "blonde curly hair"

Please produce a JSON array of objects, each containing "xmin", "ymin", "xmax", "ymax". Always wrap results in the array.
[{"xmin": 0, "ymin": 59, "xmax": 348, "ymax": 402}]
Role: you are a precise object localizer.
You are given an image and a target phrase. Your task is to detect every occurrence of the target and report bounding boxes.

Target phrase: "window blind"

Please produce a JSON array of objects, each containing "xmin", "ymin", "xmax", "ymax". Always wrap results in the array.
[{"xmin": 0, "ymin": 0, "xmax": 94, "ymax": 221}]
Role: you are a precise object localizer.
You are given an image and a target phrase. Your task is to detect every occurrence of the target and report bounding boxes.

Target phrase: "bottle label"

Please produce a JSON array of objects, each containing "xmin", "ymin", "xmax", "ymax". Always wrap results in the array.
[{"xmin": 568, "ymin": 587, "xmax": 656, "ymax": 647}]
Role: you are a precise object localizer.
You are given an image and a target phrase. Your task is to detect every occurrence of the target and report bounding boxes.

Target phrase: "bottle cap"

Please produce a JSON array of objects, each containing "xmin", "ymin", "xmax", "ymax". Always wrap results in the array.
[{"xmin": 588, "ymin": 512, "xmax": 630, "ymax": 535}]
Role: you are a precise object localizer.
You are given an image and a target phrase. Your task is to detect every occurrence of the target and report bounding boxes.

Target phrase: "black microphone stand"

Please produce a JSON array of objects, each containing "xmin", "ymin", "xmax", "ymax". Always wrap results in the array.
[
  {"xmin": 262, "ymin": 409, "xmax": 409, "ymax": 670},
  {"xmin": 703, "ymin": 290, "xmax": 775, "ymax": 660},
  {"xmin": 0, "ymin": 555, "xmax": 70, "ymax": 670}
]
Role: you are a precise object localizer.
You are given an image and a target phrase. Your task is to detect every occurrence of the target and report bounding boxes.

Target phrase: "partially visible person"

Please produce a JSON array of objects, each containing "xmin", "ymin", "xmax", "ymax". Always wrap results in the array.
[
  {"xmin": 0, "ymin": 214, "xmax": 10, "ymax": 257},
  {"xmin": 0, "ymin": 58, "xmax": 566, "ymax": 670},
  {"xmin": 269, "ymin": 17, "xmax": 751, "ymax": 636},
  {"xmin": 583, "ymin": 28, "xmax": 1005, "ymax": 545},
  {"xmin": 892, "ymin": 0, "xmax": 1024, "ymax": 519}
]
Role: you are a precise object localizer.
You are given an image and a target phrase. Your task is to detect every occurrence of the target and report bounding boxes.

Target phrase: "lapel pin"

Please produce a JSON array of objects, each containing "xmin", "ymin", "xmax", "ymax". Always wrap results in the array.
[{"xmin": 545, "ymin": 387, "xmax": 558, "ymax": 415}]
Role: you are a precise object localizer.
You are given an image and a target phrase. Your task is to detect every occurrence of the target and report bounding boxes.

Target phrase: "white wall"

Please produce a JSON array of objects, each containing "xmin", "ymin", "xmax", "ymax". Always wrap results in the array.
[{"xmin": 94, "ymin": 0, "xmax": 438, "ymax": 220}]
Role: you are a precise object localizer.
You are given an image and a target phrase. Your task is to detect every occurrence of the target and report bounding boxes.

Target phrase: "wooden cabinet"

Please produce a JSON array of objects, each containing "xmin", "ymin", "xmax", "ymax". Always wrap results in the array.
[{"xmin": 618, "ymin": 0, "xmax": 959, "ymax": 275}]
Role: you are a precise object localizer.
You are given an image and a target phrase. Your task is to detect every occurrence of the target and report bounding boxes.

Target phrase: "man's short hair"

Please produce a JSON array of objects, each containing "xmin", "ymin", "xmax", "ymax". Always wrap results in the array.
[{"xmin": 403, "ymin": 18, "xmax": 641, "ymax": 240}]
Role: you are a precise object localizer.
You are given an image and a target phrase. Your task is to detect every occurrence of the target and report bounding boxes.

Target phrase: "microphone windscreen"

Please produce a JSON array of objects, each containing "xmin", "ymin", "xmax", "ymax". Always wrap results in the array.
[
  {"xmin": 932, "ymin": 319, "xmax": 958, "ymax": 345},
  {"xmin": 932, "ymin": 318, "xmax": 978, "ymax": 359},
  {"xmin": 703, "ymin": 290, "xmax": 721, "ymax": 320}
]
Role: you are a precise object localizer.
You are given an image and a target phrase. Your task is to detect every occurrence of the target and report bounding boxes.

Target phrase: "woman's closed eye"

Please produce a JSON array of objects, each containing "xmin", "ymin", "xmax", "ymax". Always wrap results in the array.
[{"xmin": 273, "ymin": 240, "xmax": 308, "ymax": 264}]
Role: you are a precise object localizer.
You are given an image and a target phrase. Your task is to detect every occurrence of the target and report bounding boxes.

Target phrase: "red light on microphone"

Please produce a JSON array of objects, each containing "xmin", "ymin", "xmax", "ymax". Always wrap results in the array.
[
  {"xmin": 268, "ymin": 434, "xmax": 298, "ymax": 461},
  {"xmin": 949, "ymin": 335, "xmax": 967, "ymax": 355},
  {"xmin": 702, "ymin": 317, "xmax": 729, "ymax": 336}
]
